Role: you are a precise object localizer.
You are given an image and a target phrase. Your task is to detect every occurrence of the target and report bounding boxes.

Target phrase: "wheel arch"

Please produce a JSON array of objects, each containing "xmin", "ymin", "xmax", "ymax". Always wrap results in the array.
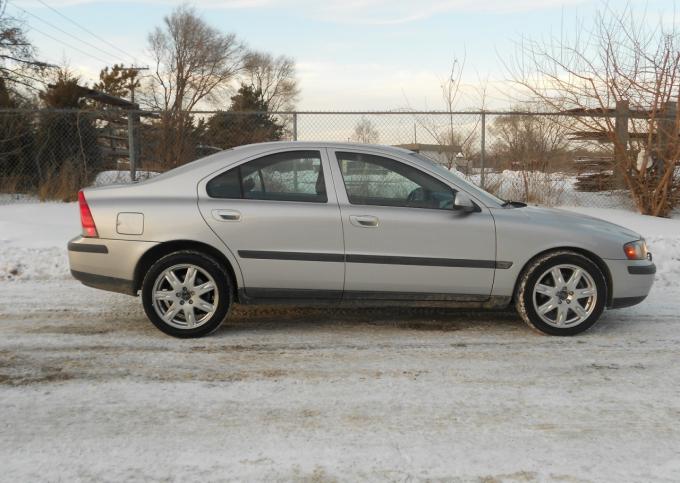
[
  {"xmin": 512, "ymin": 247, "xmax": 613, "ymax": 307},
  {"xmin": 133, "ymin": 240, "xmax": 239, "ymax": 300}
]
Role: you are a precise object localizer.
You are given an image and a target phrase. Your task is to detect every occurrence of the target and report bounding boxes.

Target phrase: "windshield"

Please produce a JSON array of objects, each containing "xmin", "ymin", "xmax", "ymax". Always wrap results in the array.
[{"xmin": 410, "ymin": 153, "xmax": 505, "ymax": 206}]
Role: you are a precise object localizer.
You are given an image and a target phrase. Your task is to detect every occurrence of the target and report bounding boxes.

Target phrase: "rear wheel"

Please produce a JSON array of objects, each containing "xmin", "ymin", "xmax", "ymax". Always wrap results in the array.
[
  {"xmin": 516, "ymin": 251, "xmax": 606, "ymax": 336},
  {"xmin": 141, "ymin": 251, "xmax": 232, "ymax": 338}
]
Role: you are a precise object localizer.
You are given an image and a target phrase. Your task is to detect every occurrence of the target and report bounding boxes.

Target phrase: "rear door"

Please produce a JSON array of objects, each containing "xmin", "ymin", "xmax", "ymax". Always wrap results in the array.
[
  {"xmin": 328, "ymin": 149, "xmax": 496, "ymax": 300},
  {"xmin": 198, "ymin": 148, "xmax": 344, "ymax": 300}
]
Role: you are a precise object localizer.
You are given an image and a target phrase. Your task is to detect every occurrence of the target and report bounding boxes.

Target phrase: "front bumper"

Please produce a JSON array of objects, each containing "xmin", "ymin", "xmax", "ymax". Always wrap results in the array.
[
  {"xmin": 605, "ymin": 258, "xmax": 656, "ymax": 309},
  {"xmin": 67, "ymin": 236, "xmax": 157, "ymax": 296}
]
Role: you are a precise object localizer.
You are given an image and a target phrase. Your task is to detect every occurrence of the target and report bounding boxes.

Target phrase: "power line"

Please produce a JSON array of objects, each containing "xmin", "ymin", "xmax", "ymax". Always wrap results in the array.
[
  {"xmin": 1, "ymin": 68, "xmax": 49, "ymax": 87},
  {"xmin": 33, "ymin": 0, "xmax": 138, "ymax": 64},
  {"xmin": 10, "ymin": 2, "xmax": 124, "ymax": 65},
  {"xmin": 24, "ymin": 23, "xmax": 113, "ymax": 65}
]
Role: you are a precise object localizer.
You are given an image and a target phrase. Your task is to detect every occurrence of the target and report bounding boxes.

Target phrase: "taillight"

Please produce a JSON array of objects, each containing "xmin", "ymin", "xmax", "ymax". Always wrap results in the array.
[{"xmin": 78, "ymin": 190, "xmax": 98, "ymax": 238}]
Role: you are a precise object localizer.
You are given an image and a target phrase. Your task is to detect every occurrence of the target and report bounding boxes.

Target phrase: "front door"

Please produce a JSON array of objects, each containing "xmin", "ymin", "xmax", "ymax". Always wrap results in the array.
[
  {"xmin": 328, "ymin": 149, "xmax": 496, "ymax": 300},
  {"xmin": 198, "ymin": 149, "xmax": 344, "ymax": 299}
]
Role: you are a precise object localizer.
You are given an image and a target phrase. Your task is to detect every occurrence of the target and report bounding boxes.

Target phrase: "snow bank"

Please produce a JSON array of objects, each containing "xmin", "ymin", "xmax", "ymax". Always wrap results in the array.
[
  {"xmin": 0, "ymin": 202, "xmax": 77, "ymax": 281},
  {"xmin": 93, "ymin": 170, "xmax": 159, "ymax": 187},
  {"xmin": 465, "ymin": 169, "xmax": 635, "ymax": 209}
]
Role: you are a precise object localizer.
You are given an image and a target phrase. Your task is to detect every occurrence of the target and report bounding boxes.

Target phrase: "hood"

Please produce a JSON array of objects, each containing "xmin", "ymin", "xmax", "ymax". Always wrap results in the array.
[{"xmin": 516, "ymin": 206, "xmax": 642, "ymax": 241}]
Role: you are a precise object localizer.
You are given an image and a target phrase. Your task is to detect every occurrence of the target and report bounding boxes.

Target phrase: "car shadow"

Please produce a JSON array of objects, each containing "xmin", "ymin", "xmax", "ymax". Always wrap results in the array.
[{"xmin": 215, "ymin": 305, "xmax": 523, "ymax": 335}]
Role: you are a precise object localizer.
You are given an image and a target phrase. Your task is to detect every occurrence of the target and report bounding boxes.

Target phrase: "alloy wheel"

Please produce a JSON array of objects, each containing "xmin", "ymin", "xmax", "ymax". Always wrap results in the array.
[
  {"xmin": 151, "ymin": 263, "xmax": 218, "ymax": 329},
  {"xmin": 532, "ymin": 263, "xmax": 598, "ymax": 328}
]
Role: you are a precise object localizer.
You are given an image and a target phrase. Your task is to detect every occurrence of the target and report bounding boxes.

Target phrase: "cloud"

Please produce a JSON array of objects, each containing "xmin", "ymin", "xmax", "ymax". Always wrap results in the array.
[
  {"xmin": 296, "ymin": 60, "xmax": 512, "ymax": 110},
  {"xmin": 28, "ymin": 0, "xmax": 588, "ymax": 24}
]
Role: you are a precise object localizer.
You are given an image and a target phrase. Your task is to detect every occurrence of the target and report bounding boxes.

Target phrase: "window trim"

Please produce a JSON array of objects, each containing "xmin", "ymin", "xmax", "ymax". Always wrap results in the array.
[
  {"xmin": 206, "ymin": 150, "xmax": 328, "ymax": 203},
  {"xmin": 334, "ymin": 151, "xmax": 457, "ymax": 211}
]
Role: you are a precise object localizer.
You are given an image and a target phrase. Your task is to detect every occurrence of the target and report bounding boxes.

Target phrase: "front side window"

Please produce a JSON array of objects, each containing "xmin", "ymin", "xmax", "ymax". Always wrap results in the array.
[
  {"xmin": 336, "ymin": 152, "xmax": 455, "ymax": 210},
  {"xmin": 207, "ymin": 150, "xmax": 327, "ymax": 203}
]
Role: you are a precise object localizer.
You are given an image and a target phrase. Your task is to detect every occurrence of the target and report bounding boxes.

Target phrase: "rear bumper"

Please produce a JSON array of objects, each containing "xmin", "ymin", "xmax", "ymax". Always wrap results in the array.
[
  {"xmin": 70, "ymin": 269, "xmax": 136, "ymax": 295},
  {"xmin": 67, "ymin": 236, "xmax": 157, "ymax": 296},
  {"xmin": 604, "ymin": 259, "xmax": 655, "ymax": 309}
]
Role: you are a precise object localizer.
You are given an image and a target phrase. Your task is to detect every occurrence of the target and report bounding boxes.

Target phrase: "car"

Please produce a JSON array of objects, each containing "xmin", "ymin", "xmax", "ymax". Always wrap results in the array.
[{"xmin": 67, "ymin": 142, "xmax": 656, "ymax": 338}]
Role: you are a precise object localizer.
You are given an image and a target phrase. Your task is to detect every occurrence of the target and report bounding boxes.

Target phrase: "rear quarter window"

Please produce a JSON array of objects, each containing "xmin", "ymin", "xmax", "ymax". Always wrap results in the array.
[{"xmin": 206, "ymin": 168, "xmax": 241, "ymax": 198}]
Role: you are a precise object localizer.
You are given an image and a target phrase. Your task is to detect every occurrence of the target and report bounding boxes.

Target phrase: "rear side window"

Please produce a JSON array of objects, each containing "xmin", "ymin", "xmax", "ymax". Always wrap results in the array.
[{"xmin": 207, "ymin": 151, "xmax": 327, "ymax": 203}]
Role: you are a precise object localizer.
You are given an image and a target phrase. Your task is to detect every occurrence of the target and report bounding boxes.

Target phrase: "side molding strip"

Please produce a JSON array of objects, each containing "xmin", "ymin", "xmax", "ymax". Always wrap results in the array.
[
  {"xmin": 346, "ymin": 254, "xmax": 497, "ymax": 268},
  {"xmin": 238, "ymin": 250, "xmax": 344, "ymax": 263},
  {"xmin": 238, "ymin": 250, "xmax": 512, "ymax": 269}
]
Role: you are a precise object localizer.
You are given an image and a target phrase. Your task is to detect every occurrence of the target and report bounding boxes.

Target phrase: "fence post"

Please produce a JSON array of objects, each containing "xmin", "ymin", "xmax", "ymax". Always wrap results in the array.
[
  {"xmin": 128, "ymin": 106, "xmax": 140, "ymax": 182},
  {"xmin": 480, "ymin": 111, "xmax": 486, "ymax": 189},
  {"xmin": 613, "ymin": 99, "xmax": 629, "ymax": 188},
  {"xmin": 292, "ymin": 112, "xmax": 298, "ymax": 141}
]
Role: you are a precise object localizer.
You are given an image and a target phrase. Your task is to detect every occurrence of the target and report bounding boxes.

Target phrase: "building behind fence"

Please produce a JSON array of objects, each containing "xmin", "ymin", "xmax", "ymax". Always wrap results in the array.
[{"xmin": 0, "ymin": 108, "xmax": 673, "ymax": 210}]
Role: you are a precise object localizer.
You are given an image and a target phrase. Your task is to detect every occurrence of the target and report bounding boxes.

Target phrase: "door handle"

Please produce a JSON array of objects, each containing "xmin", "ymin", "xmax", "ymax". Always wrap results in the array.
[
  {"xmin": 349, "ymin": 215, "xmax": 379, "ymax": 227},
  {"xmin": 212, "ymin": 209, "xmax": 241, "ymax": 222}
]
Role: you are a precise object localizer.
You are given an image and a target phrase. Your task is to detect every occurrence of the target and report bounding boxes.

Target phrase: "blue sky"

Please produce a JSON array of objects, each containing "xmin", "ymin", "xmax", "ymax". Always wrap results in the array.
[{"xmin": 11, "ymin": 0, "xmax": 676, "ymax": 110}]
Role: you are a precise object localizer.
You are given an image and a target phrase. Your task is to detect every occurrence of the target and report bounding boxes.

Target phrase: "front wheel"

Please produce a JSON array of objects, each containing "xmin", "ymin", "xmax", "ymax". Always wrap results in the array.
[
  {"xmin": 515, "ymin": 251, "xmax": 607, "ymax": 336},
  {"xmin": 141, "ymin": 251, "xmax": 232, "ymax": 338}
]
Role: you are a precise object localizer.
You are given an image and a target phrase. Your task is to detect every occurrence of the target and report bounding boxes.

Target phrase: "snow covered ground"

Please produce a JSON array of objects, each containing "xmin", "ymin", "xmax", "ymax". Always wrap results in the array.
[{"xmin": 1, "ymin": 202, "xmax": 679, "ymax": 481}]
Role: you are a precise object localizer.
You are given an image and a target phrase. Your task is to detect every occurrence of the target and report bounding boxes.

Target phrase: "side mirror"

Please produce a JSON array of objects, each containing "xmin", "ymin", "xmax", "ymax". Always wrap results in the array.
[{"xmin": 453, "ymin": 192, "xmax": 475, "ymax": 213}]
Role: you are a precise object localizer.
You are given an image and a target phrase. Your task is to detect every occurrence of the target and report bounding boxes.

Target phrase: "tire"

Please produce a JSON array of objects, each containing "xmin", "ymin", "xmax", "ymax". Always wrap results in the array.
[
  {"xmin": 141, "ymin": 250, "xmax": 232, "ymax": 338},
  {"xmin": 515, "ymin": 251, "xmax": 607, "ymax": 336}
]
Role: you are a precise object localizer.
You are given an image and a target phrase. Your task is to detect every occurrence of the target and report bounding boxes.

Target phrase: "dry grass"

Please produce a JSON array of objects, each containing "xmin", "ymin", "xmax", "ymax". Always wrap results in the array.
[
  {"xmin": 481, "ymin": 173, "xmax": 505, "ymax": 198},
  {"xmin": 0, "ymin": 176, "xmax": 22, "ymax": 195},
  {"xmin": 505, "ymin": 170, "xmax": 567, "ymax": 206},
  {"xmin": 37, "ymin": 159, "xmax": 84, "ymax": 202}
]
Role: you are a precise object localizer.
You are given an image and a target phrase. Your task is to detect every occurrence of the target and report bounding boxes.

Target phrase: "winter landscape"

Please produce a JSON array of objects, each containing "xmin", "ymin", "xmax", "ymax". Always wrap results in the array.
[
  {"xmin": 1, "ymin": 198, "xmax": 679, "ymax": 481},
  {"xmin": 3, "ymin": 0, "xmax": 680, "ymax": 480}
]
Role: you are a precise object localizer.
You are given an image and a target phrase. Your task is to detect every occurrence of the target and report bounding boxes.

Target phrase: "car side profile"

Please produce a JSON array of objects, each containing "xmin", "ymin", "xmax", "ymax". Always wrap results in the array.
[{"xmin": 67, "ymin": 142, "xmax": 656, "ymax": 338}]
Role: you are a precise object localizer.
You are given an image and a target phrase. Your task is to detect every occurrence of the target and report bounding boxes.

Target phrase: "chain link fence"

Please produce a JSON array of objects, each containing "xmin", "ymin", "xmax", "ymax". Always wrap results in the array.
[{"xmin": 0, "ymin": 108, "xmax": 657, "ymax": 210}]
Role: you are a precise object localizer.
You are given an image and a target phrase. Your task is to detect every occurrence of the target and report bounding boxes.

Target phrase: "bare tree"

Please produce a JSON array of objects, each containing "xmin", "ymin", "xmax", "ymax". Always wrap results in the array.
[
  {"xmin": 508, "ymin": 4, "xmax": 680, "ymax": 216},
  {"xmin": 0, "ymin": 0, "xmax": 51, "ymax": 101},
  {"xmin": 242, "ymin": 51, "xmax": 299, "ymax": 112},
  {"xmin": 490, "ymin": 113, "xmax": 570, "ymax": 170},
  {"xmin": 412, "ymin": 59, "xmax": 481, "ymax": 170},
  {"xmin": 489, "ymin": 112, "xmax": 571, "ymax": 204},
  {"xmin": 146, "ymin": 5, "xmax": 244, "ymax": 165},
  {"xmin": 352, "ymin": 117, "xmax": 379, "ymax": 144}
]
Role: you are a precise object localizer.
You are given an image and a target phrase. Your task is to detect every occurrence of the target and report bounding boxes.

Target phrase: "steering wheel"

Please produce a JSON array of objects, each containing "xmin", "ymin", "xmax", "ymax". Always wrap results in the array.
[{"xmin": 406, "ymin": 187, "xmax": 427, "ymax": 202}]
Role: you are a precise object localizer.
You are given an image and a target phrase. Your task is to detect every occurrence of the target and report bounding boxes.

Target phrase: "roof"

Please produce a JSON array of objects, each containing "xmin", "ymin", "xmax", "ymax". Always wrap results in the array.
[
  {"xmin": 136, "ymin": 141, "xmax": 422, "ymax": 189},
  {"xmin": 235, "ymin": 140, "xmax": 415, "ymax": 155}
]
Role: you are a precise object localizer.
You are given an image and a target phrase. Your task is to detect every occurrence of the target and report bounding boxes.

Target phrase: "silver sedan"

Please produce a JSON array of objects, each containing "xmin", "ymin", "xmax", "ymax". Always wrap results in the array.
[{"xmin": 67, "ymin": 142, "xmax": 656, "ymax": 337}]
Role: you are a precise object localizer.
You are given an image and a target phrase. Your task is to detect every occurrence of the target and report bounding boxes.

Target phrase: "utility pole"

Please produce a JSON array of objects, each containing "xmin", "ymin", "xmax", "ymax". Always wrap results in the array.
[
  {"xmin": 122, "ymin": 66, "xmax": 148, "ymax": 104},
  {"xmin": 122, "ymin": 66, "xmax": 148, "ymax": 182}
]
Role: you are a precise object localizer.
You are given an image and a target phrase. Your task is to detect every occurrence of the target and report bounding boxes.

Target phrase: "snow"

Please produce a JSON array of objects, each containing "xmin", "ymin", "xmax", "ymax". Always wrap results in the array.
[
  {"xmin": 466, "ymin": 169, "xmax": 637, "ymax": 209},
  {"xmin": 0, "ymin": 202, "xmax": 77, "ymax": 281},
  {"xmin": 93, "ymin": 170, "xmax": 159, "ymax": 187},
  {"xmin": 1, "ymin": 201, "xmax": 679, "ymax": 481}
]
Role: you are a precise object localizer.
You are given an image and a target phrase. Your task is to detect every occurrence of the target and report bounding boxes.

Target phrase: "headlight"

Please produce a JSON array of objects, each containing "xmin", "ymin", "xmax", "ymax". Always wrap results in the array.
[{"xmin": 624, "ymin": 239, "xmax": 649, "ymax": 260}]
